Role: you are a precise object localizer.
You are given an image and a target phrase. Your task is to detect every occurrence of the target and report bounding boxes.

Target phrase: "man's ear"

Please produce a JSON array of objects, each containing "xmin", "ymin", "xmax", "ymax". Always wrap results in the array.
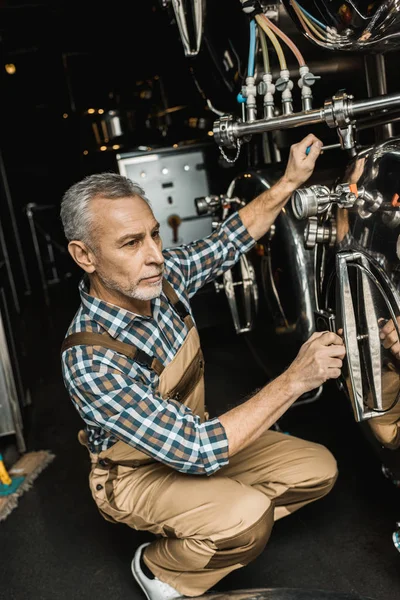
[{"xmin": 68, "ymin": 240, "xmax": 96, "ymax": 273}]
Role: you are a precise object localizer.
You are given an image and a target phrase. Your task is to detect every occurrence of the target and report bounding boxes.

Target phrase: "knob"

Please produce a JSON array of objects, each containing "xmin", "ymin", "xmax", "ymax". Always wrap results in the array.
[
  {"xmin": 302, "ymin": 72, "xmax": 321, "ymax": 87},
  {"xmin": 275, "ymin": 77, "xmax": 289, "ymax": 92}
]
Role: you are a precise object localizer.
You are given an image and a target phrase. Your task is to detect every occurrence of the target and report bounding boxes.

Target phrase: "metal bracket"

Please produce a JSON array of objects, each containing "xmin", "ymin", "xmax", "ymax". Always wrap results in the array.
[
  {"xmin": 216, "ymin": 254, "xmax": 259, "ymax": 334},
  {"xmin": 337, "ymin": 251, "xmax": 400, "ymax": 421}
]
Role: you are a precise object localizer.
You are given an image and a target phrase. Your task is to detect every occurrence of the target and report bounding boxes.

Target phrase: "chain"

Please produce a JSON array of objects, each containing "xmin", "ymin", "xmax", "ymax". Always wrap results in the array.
[{"xmin": 218, "ymin": 139, "xmax": 242, "ymax": 164}]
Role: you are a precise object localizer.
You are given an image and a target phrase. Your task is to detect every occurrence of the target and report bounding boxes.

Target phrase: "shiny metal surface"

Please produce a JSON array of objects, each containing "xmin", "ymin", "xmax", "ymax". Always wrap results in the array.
[
  {"xmin": 286, "ymin": 137, "xmax": 400, "ymax": 425},
  {"xmin": 292, "ymin": 186, "xmax": 331, "ymax": 220},
  {"xmin": 304, "ymin": 218, "xmax": 336, "ymax": 249},
  {"xmin": 373, "ymin": 54, "xmax": 394, "ymax": 140},
  {"xmin": 218, "ymin": 254, "xmax": 259, "ymax": 334},
  {"xmin": 282, "ymin": 0, "xmax": 400, "ymax": 52},
  {"xmin": 0, "ymin": 309, "xmax": 25, "ymax": 452},
  {"xmin": 225, "ymin": 170, "xmax": 318, "ymax": 341},
  {"xmin": 336, "ymin": 252, "xmax": 393, "ymax": 421},
  {"xmin": 203, "ymin": 175, "xmax": 261, "ymax": 335},
  {"xmin": 213, "ymin": 92, "xmax": 400, "ymax": 150},
  {"xmin": 171, "ymin": 0, "xmax": 204, "ymax": 57},
  {"xmin": 331, "ymin": 137, "xmax": 400, "ymax": 423},
  {"xmin": 268, "ymin": 204, "xmax": 318, "ymax": 340}
]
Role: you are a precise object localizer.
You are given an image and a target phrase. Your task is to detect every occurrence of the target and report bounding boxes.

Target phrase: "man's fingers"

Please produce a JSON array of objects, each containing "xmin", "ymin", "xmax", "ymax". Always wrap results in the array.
[
  {"xmin": 296, "ymin": 136, "xmax": 323, "ymax": 160},
  {"xmin": 382, "ymin": 332, "xmax": 400, "ymax": 349},
  {"xmin": 317, "ymin": 331, "xmax": 344, "ymax": 346},
  {"xmin": 326, "ymin": 344, "xmax": 346, "ymax": 358},
  {"xmin": 328, "ymin": 368, "xmax": 342, "ymax": 379},
  {"xmin": 328, "ymin": 358, "xmax": 343, "ymax": 369},
  {"xmin": 308, "ymin": 330, "xmax": 329, "ymax": 342},
  {"xmin": 306, "ymin": 141, "xmax": 323, "ymax": 160},
  {"xmin": 297, "ymin": 133, "xmax": 321, "ymax": 152},
  {"xmin": 380, "ymin": 319, "xmax": 394, "ymax": 336},
  {"xmin": 390, "ymin": 342, "xmax": 400, "ymax": 357}
]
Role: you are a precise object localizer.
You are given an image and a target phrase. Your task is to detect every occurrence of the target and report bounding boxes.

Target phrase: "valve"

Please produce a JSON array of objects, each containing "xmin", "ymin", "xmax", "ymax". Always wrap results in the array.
[
  {"xmin": 275, "ymin": 69, "xmax": 294, "ymax": 115},
  {"xmin": 241, "ymin": 76, "xmax": 257, "ymax": 122},
  {"xmin": 356, "ymin": 187, "xmax": 383, "ymax": 218},
  {"xmin": 195, "ymin": 195, "xmax": 223, "ymax": 216},
  {"xmin": 383, "ymin": 211, "xmax": 400, "ymax": 229},
  {"xmin": 304, "ymin": 217, "xmax": 337, "ymax": 249},
  {"xmin": 291, "ymin": 183, "xmax": 362, "ymax": 221},
  {"xmin": 195, "ymin": 195, "xmax": 242, "ymax": 217},
  {"xmin": 302, "ymin": 72, "xmax": 321, "ymax": 87},
  {"xmin": 258, "ymin": 74, "xmax": 275, "ymax": 119},
  {"xmin": 298, "ymin": 65, "xmax": 321, "ymax": 111}
]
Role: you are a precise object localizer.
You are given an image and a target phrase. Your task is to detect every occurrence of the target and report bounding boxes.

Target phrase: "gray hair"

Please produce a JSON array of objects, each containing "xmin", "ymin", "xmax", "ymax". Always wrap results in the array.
[{"xmin": 60, "ymin": 172, "xmax": 151, "ymax": 245}]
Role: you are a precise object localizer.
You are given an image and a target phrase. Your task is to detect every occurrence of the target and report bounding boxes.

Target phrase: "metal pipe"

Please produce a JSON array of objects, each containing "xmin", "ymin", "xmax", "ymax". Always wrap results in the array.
[
  {"xmin": 321, "ymin": 143, "xmax": 342, "ymax": 151},
  {"xmin": 234, "ymin": 107, "xmax": 324, "ymax": 137},
  {"xmin": 363, "ymin": 56, "xmax": 374, "ymax": 99},
  {"xmin": 218, "ymin": 92, "xmax": 400, "ymax": 144},
  {"xmin": 351, "ymin": 92, "xmax": 400, "ymax": 116},
  {"xmin": 375, "ymin": 53, "xmax": 394, "ymax": 139},
  {"xmin": 376, "ymin": 54, "xmax": 389, "ymax": 96},
  {"xmin": 357, "ymin": 111, "xmax": 400, "ymax": 131}
]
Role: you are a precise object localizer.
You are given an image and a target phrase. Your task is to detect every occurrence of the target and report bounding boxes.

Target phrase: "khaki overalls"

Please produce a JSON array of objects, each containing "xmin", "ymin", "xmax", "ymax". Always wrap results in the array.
[
  {"xmin": 366, "ymin": 363, "xmax": 400, "ymax": 449},
  {"xmin": 62, "ymin": 279, "xmax": 338, "ymax": 597}
]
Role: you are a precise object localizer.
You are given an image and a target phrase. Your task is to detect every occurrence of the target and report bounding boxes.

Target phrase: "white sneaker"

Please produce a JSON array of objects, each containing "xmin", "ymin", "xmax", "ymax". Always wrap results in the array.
[{"xmin": 131, "ymin": 542, "xmax": 185, "ymax": 600}]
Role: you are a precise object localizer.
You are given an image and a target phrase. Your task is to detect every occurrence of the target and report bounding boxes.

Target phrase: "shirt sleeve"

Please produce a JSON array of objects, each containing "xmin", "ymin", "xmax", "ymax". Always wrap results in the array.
[
  {"xmin": 163, "ymin": 211, "xmax": 256, "ymax": 298},
  {"xmin": 62, "ymin": 351, "xmax": 229, "ymax": 475}
]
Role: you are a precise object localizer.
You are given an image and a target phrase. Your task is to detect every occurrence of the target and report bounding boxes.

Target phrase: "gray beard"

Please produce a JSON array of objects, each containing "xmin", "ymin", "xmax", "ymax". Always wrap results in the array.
[{"xmin": 99, "ymin": 274, "xmax": 163, "ymax": 302}]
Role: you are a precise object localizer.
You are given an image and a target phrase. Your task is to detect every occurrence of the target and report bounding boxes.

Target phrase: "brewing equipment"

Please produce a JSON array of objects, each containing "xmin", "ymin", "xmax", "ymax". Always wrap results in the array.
[{"xmin": 161, "ymin": 0, "xmax": 400, "ymax": 551}]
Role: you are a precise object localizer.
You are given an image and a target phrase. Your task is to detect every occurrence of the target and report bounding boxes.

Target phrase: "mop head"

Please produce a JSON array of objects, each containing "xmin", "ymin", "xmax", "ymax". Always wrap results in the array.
[{"xmin": 0, "ymin": 450, "xmax": 55, "ymax": 522}]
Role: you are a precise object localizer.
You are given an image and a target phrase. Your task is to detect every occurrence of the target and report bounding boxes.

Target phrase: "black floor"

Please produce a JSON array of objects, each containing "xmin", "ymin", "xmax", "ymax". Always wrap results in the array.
[{"xmin": 1, "ymin": 279, "xmax": 400, "ymax": 600}]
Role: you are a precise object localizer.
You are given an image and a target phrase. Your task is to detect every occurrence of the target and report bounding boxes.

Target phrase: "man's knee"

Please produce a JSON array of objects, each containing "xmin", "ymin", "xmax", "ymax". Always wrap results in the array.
[
  {"xmin": 309, "ymin": 443, "xmax": 338, "ymax": 494},
  {"xmin": 207, "ymin": 491, "xmax": 274, "ymax": 569}
]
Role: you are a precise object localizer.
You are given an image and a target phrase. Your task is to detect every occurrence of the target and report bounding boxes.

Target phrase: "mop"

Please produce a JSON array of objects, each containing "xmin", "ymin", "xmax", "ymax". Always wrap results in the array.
[
  {"xmin": 0, "ymin": 453, "xmax": 25, "ymax": 493},
  {"xmin": 0, "ymin": 450, "xmax": 55, "ymax": 521}
]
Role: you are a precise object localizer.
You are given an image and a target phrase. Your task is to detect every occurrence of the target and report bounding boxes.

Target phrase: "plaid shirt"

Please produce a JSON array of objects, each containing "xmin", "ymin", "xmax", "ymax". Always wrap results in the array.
[{"xmin": 61, "ymin": 212, "xmax": 255, "ymax": 475}]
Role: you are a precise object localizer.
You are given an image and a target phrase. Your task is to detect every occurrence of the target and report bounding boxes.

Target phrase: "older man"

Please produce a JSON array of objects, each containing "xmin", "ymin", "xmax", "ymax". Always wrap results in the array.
[{"xmin": 60, "ymin": 133, "xmax": 345, "ymax": 600}]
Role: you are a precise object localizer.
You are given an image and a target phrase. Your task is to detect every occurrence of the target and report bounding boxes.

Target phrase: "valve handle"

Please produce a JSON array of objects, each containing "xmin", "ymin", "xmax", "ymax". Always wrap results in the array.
[
  {"xmin": 303, "ymin": 73, "xmax": 321, "ymax": 86},
  {"xmin": 275, "ymin": 77, "xmax": 289, "ymax": 92}
]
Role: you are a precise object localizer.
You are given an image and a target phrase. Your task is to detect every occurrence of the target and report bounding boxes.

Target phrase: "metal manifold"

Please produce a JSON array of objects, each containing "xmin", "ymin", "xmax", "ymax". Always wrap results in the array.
[{"xmin": 214, "ymin": 90, "xmax": 400, "ymax": 157}]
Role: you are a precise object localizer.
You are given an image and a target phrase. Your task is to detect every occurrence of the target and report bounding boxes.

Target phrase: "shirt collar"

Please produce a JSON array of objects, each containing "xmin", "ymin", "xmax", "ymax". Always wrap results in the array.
[{"xmin": 78, "ymin": 275, "xmax": 162, "ymax": 338}]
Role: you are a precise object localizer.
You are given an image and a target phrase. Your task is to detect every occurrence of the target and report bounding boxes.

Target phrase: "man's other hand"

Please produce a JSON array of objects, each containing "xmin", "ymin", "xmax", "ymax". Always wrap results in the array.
[
  {"xmin": 379, "ymin": 317, "xmax": 400, "ymax": 360},
  {"xmin": 282, "ymin": 134, "xmax": 323, "ymax": 191},
  {"xmin": 287, "ymin": 331, "xmax": 346, "ymax": 395}
]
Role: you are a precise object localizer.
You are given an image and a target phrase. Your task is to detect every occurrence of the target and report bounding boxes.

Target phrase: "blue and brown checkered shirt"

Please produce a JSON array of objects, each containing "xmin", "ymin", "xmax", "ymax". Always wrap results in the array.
[{"xmin": 61, "ymin": 212, "xmax": 255, "ymax": 475}]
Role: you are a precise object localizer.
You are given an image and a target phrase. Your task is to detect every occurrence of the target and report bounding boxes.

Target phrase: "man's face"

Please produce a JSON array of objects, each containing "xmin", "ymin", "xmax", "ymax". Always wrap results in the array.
[{"xmin": 89, "ymin": 195, "xmax": 164, "ymax": 302}]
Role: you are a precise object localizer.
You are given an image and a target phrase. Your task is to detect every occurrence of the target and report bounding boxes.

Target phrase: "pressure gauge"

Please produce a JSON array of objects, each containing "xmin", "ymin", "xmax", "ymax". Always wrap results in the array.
[
  {"xmin": 291, "ymin": 185, "xmax": 331, "ymax": 220},
  {"xmin": 292, "ymin": 187, "xmax": 319, "ymax": 220}
]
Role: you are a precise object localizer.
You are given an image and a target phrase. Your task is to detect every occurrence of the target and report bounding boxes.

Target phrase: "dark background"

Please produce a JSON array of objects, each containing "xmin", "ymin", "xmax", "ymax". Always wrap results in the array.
[
  {"xmin": 1, "ymin": 0, "xmax": 399, "ymax": 304},
  {"xmin": 1, "ymin": 2, "xmax": 400, "ymax": 599}
]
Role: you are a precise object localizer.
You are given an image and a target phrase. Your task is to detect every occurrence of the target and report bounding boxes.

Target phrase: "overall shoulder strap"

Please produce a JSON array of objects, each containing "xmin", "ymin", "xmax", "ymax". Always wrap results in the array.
[
  {"xmin": 162, "ymin": 278, "xmax": 194, "ymax": 329},
  {"xmin": 60, "ymin": 331, "xmax": 164, "ymax": 376}
]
